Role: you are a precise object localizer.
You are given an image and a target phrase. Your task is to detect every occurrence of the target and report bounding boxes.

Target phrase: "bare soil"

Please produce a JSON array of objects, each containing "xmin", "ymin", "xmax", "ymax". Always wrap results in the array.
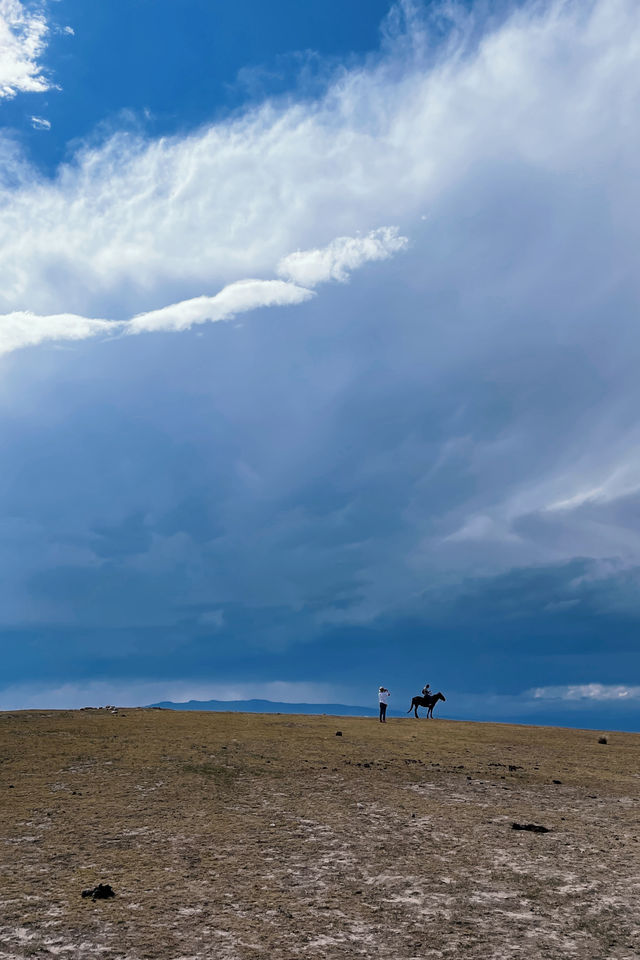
[{"xmin": 1, "ymin": 709, "xmax": 639, "ymax": 959}]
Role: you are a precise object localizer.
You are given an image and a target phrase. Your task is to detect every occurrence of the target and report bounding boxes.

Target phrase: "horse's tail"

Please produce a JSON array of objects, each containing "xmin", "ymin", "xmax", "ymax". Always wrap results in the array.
[{"xmin": 406, "ymin": 701, "xmax": 413, "ymax": 713}]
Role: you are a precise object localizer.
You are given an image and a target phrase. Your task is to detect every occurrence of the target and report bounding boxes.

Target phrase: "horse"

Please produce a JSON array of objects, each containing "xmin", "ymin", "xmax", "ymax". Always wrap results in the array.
[{"xmin": 407, "ymin": 691, "xmax": 446, "ymax": 718}]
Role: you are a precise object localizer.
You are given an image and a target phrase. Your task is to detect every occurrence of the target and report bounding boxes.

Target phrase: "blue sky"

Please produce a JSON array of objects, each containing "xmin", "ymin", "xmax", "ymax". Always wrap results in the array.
[{"xmin": 1, "ymin": 0, "xmax": 640, "ymax": 729}]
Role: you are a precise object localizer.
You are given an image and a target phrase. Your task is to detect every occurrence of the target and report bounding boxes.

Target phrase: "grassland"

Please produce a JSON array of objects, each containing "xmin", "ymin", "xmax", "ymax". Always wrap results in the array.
[{"xmin": 1, "ymin": 708, "xmax": 639, "ymax": 959}]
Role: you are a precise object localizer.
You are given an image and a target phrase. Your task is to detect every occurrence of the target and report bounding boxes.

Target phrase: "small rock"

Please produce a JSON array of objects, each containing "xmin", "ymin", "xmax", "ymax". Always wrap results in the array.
[
  {"xmin": 335, "ymin": 731, "xmax": 342, "ymax": 736},
  {"xmin": 512, "ymin": 823, "xmax": 550, "ymax": 833},
  {"xmin": 553, "ymin": 779, "xmax": 562, "ymax": 784},
  {"xmin": 598, "ymin": 736, "xmax": 608, "ymax": 745}
]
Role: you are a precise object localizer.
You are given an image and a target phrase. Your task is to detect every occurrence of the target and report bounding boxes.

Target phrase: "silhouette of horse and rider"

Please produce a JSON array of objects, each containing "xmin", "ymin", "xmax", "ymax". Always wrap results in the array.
[{"xmin": 407, "ymin": 683, "xmax": 446, "ymax": 718}]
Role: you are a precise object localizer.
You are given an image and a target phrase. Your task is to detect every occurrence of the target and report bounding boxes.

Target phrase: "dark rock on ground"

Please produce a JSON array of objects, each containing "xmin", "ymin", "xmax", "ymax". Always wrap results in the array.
[
  {"xmin": 82, "ymin": 883, "xmax": 115, "ymax": 901},
  {"xmin": 512, "ymin": 823, "xmax": 550, "ymax": 833}
]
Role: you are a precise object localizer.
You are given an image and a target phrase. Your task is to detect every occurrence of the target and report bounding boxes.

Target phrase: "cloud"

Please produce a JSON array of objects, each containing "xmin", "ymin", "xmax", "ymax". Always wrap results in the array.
[
  {"xmin": 0, "ymin": 0, "xmax": 50, "ymax": 99},
  {"xmin": 2, "ymin": 0, "xmax": 640, "ymax": 707},
  {"xmin": 126, "ymin": 279, "xmax": 313, "ymax": 334},
  {"xmin": 0, "ymin": 228, "xmax": 405, "ymax": 353},
  {"xmin": 532, "ymin": 684, "xmax": 640, "ymax": 702},
  {"xmin": 0, "ymin": 0, "xmax": 635, "ymax": 322},
  {"xmin": 443, "ymin": 514, "xmax": 520, "ymax": 544},
  {"xmin": 29, "ymin": 115, "xmax": 51, "ymax": 131},
  {"xmin": 438, "ymin": 687, "xmax": 640, "ymax": 729},
  {"xmin": 0, "ymin": 309, "xmax": 115, "ymax": 356},
  {"xmin": 277, "ymin": 227, "xmax": 408, "ymax": 287}
]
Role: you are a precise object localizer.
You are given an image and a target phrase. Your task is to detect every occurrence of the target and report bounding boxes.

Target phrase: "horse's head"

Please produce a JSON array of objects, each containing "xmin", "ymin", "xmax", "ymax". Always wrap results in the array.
[{"xmin": 437, "ymin": 692, "xmax": 446, "ymax": 702}]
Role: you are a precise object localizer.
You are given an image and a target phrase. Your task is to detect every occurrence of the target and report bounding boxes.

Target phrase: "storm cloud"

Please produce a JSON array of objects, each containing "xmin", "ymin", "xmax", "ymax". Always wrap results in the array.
[{"xmin": 1, "ymin": 0, "xmax": 640, "ymax": 719}]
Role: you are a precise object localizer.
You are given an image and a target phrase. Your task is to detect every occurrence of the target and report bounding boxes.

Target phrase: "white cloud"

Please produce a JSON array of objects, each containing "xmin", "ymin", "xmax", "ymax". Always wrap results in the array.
[
  {"xmin": 545, "ymin": 469, "xmax": 640, "ymax": 513},
  {"xmin": 126, "ymin": 278, "xmax": 313, "ymax": 334},
  {"xmin": 29, "ymin": 115, "xmax": 51, "ymax": 131},
  {"xmin": 1, "ymin": 0, "xmax": 637, "ymax": 324},
  {"xmin": 0, "ymin": 309, "xmax": 116, "ymax": 356},
  {"xmin": 443, "ymin": 514, "xmax": 520, "ymax": 543},
  {"xmin": 0, "ymin": 228, "xmax": 406, "ymax": 353},
  {"xmin": 532, "ymin": 684, "xmax": 640, "ymax": 702},
  {"xmin": 0, "ymin": 0, "xmax": 50, "ymax": 99},
  {"xmin": 277, "ymin": 227, "xmax": 408, "ymax": 287}
]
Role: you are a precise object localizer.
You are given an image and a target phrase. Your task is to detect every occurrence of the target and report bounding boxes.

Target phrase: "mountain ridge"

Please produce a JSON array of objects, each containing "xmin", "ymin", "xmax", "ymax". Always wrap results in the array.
[{"xmin": 149, "ymin": 697, "xmax": 404, "ymax": 717}]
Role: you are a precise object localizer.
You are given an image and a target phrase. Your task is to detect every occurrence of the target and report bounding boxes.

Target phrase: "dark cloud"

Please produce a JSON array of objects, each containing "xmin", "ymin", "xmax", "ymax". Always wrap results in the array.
[{"xmin": 3, "ymin": 1, "xmax": 640, "ymax": 724}]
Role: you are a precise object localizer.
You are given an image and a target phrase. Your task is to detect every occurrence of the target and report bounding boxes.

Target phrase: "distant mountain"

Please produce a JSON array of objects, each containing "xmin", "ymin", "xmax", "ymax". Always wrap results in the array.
[{"xmin": 149, "ymin": 698, "xmax": 404, "ymax": 717}]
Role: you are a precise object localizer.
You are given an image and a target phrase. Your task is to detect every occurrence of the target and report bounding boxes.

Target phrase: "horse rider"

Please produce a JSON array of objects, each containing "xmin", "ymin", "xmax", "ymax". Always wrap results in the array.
[{"xmin": 422, "ymin": 683, "xmax": 431, "ymax": 697}]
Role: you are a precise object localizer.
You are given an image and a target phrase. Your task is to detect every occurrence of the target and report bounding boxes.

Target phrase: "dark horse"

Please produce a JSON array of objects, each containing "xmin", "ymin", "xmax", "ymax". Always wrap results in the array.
[{"xmin": 407, "ymin": 691, "xmax": 446, "ymax": 718}]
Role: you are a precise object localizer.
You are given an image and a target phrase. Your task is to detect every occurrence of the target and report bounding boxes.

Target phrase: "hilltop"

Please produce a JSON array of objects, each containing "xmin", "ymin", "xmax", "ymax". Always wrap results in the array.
[{"xmin": 1, "ymin": 709, "xmax": 639, "ymax": 958}]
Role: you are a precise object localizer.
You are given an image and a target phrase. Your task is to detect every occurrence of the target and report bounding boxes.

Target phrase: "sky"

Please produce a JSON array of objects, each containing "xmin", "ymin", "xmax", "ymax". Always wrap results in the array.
[{"xmin": 1, "ymin": 0, "xmax": 640, "ymax": 730}]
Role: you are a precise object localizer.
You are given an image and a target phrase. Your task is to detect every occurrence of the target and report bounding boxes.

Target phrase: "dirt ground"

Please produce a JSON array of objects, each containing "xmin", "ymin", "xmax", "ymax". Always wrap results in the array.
[{"xmin": 1, "ymin": 708, "xmax": 639, "ymax": 959}]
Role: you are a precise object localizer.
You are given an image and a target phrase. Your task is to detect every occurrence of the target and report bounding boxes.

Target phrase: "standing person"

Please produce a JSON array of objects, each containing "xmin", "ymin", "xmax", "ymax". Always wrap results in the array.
[{"xmin": 378, "ymin": 686, "xmax": 390, "ymax": 723}]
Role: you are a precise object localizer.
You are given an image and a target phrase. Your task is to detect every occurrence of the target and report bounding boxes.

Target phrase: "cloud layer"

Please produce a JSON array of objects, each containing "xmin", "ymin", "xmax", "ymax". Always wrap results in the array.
[
  {"xmin": 0, "ymin": 0, "xmax": 634, "ymax": 321},
  {"xmin": 2, "ymin": 0, "xmax": 640, "ymax": 716},
  {"xmin": 533, "ymin": 684, "xmax": 640, "ymax": 702},
  {"xmin": 0, "ymin": 0, "xmax": 50, "ymax": 99}
]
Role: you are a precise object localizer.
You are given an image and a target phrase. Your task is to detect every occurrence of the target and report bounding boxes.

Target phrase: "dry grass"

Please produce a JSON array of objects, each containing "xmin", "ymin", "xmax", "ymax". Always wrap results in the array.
[{"xmin": 1, "ymin": 708, "xmax": 640, "ymax": 959}]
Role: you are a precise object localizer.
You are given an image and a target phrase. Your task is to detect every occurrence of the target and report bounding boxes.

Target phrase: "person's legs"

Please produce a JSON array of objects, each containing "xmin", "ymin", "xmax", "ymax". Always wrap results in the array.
[{"xmin": 380, "ymin": 702, "xmax": 387, "ymax": 723}]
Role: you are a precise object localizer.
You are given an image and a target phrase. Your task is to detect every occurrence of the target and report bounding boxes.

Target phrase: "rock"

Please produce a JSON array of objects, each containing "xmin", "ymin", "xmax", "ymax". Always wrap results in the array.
[
  {"xmin": 82, "ymin": 883, "xmax": 115, "ymax": 901},
  {"xmin": 335, "ymin": 731, "xmax": 342, "ymax": 736},
  {"xmin": 553, "ymin": 779, "xmax": 562, "ymax": 784},
  {"xmin": 598, "ymin": 736, "xmax": 608, "ymax": 744},
  {"xmin": 512, "ymin": 823, "xmax": 550, "ymax": 833}
]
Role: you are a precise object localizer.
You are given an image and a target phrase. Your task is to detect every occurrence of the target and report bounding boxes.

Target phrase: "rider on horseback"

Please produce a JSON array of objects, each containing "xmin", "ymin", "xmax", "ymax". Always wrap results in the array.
[{"xmin": 408, "ymin": 688, "xmax": 446, "ymax": 718}]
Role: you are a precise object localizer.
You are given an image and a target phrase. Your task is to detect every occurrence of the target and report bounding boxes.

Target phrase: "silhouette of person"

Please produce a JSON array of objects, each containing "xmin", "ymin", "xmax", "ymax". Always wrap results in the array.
[
  {"xmin": 422, "ymin": 683, "xmax": 431, "ymax": 697},
  {"xmin": 378, "ymin": 686, "xmax": 390, "ymax": 723}
]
